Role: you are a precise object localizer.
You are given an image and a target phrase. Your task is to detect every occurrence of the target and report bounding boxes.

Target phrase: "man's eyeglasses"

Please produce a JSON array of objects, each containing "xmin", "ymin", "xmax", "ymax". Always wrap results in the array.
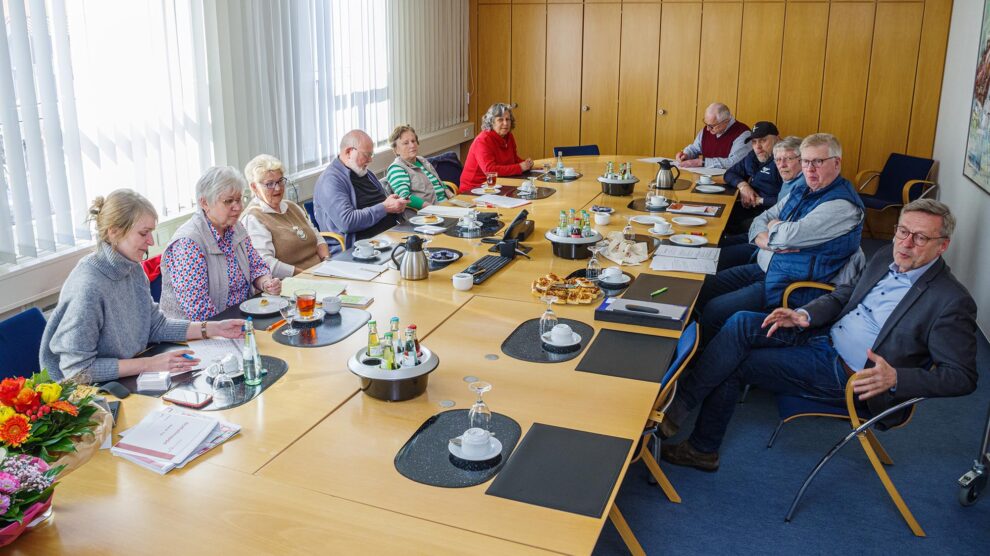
[
  {"xmin": 353, "ymin": 148, "xmax": 374, "ymax": 159},
  {"xmin": 704, "ymin": 118, "xmax": 729, "ymax": 132},
  {"xmin": 774, "ymin": 155, "xmax": 799, "ymax": 164},
  {"xmin": 261, "ymin": 177, "xmax": 288, "ymax": 190},
  {"xmin": 800, "ymin": 156, "xmax": 837, "ymax": 168},
  {"xmin": 894, "ymin": 225, "xmax": 945, "ymax": 246}
]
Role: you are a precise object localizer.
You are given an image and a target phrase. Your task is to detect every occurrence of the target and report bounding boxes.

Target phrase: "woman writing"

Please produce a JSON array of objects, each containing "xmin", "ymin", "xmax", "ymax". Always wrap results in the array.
[{"xmin": 40, "ymin": 190, "xmax": 244, "ymax": 382}]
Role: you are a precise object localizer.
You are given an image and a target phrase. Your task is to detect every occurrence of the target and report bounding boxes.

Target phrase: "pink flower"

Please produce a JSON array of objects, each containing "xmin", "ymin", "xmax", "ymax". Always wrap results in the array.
[
  {"xmin": 0, "ymin": 472, "xmax": 18, "ymax": 494},
  {"xmin": 0, "ymin": 494, "xmax": 9, "ymax": 515}
]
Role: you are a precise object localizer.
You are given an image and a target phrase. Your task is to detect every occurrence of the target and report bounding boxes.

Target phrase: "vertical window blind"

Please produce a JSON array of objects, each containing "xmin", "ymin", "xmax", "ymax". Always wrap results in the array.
[{"xmin": 1, "ymin": 0, "xmax": 468, "ymax": 267}]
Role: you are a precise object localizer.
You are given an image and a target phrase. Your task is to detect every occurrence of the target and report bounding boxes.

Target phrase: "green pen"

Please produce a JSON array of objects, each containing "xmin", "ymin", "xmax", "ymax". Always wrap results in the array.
[{"xmin": 650, "ymin": 287, "xmax": 669, "ymax": 297}]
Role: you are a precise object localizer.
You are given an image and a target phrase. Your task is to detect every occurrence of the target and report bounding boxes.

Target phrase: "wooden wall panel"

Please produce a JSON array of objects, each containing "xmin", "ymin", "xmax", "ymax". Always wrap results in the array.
[
  {"xmin": 818, "ymin": 2, "xmax": 875, "ymax": 178},
  {"xmin": 907, "ymin": 0, "xmax": 952, "ymax": 158},
  {"xmin": 655, "ymin": 2, "xmax": 702, "ymax": 157},
  {"xmin": 696, "ymin": 2, "xmax": 743, "ymax": 122},
  {"xmin": 544, "ymin": 3, "xmax": 584, "ymax": 158},
  {"xmin": 616, "ymin": 3, "xmax": 661, "ymax": 156},
  {"xmin": 510, "ymin": 4, "xmax": 547, "ymax": 158},
  {"xmin": 736, "ymin": 2, "xmax": 785, "ymax": 126},
  {"xmin": 858, "ymin": 2, "xmax": 924, "ymax": 174},
  {"xmin": 580, "ymin": 4, "xmax": 622, "ymax": 154},
  {"xmin": 776, "ymin": 2, "xmax": 828, "ymax": 138},
  {"xmin": 476, "ymin": 4, "xmax": 511, "ymax": 131}
]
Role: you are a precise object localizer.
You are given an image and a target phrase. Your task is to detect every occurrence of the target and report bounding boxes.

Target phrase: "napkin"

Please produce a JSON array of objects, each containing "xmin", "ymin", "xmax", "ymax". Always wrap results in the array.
[
  {"xmin": 601, "ymin": 231, "xmax": 648, "ymax": 266},
  {"xmin": 414, "ymin": 225, "xmax": 447, "ymax": 235}
]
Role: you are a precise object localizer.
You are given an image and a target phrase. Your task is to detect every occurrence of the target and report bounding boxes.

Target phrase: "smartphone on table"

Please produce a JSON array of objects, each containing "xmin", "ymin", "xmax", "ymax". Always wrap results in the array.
[{"xmin": 162, "ymin": 389, "xmax": 213, "ymax": 409}]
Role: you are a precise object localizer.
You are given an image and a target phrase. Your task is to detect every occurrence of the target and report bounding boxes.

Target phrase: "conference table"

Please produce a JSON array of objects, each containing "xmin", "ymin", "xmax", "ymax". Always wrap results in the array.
[{"xmin": 15, "ymin": 156, "xmax": 737, "ymax": 555}]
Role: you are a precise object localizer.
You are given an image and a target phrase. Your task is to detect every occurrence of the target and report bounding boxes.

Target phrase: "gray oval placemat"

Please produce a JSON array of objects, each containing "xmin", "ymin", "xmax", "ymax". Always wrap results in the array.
[
  {"xmin": 272, "ymin": 307, "xmax": 371, "ymax": 348},
  {"xmin": 500, "ymin": 317, "xmax": 595, "ymax": 363},
  {"xmin": 394, "ymin": 409, "xmax": 522, "ymax": 488},
  {"xmin": 508, "ymin": 186, "xmax": 556, "ymax": 199},
  {"xmin": 444, "ymin": 220, "xmax": 504, "ymax": 239},
  {"xmin": 153, "ymin": 355, "xmax": 287, "ymax": 410}
]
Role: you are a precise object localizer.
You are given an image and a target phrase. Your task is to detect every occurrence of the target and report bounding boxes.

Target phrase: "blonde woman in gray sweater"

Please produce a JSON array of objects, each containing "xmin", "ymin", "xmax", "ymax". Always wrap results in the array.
[{"xmin": 40, "ymin": 190, "xmax": 244, "ymax": 382}]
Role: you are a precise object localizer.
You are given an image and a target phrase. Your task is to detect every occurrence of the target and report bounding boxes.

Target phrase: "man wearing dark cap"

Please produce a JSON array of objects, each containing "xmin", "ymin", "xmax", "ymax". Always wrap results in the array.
[{"xmin": 722, "ymin": 121, "xmax": 783, "ymax": 234}]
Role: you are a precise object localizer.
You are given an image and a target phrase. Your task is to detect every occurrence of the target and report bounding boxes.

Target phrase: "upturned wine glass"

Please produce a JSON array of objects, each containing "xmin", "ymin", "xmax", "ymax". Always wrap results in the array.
[
  {"xmin": 622, "ymin": 215, "xmax": 636, "ymax": 241},
  {"xmin": 468, "ymin": 381, "xmax": 493, "ymax": 432},
  {"xmin": 586, "ymin": 244, "xmax": 603, "ymax": 282},
  {"xmin": 539, "ymin": 295, "xmax": 559, "ymax": 339}
]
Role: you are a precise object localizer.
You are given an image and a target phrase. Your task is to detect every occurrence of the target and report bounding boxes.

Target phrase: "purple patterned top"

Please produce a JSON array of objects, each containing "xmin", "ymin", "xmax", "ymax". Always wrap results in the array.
[{"xmin": 162, "ymin": 219, "xmax": 270, "ymax": 320}]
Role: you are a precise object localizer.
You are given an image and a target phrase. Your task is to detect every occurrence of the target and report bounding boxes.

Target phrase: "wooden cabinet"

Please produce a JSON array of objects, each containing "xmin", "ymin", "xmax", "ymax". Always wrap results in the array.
[
  {"xmin": 736, "ymin": 2, "xmax": 785, "ymax": 127},
  {"xmin": 579, "ymin": 4, "xmax": 622, "ymax": 154},
  {"xmin": 476, "ymin": 4, "xmax": 511, "ymax": 128},
  {"xmin": 616, "ymin": 3, "xmax": 661, "ymax": 156},
  {"xmin": 776, "ymin": 2, "xmax": 828, "ymax": 139},
  {"xmin": 510, "ymin": 4, "xmax": 547, "ymax": 158},
  {"xmin": 696, "ymin": 2, "xmax": 742, "ymax": 123},
  {"xmin": 544, "ymin": 3, "xmax": 584, "ymax": 158},
  {"xmin": 655, "ymin": 2, "xmax": 702, "ymax": 157}
]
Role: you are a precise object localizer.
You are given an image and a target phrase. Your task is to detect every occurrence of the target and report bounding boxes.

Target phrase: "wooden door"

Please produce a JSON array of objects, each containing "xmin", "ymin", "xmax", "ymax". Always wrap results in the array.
[
  {"xmin": 579, "ymin": 4, "xmax": 621, "ymax": 154},
  {"xmin": 544, "ymin": 3, "xmax": 584, "ymax": 158},
  {"xmin": 696, "ymin": 2, "xmax": 743, "ymax": 123},
  {"xmin": 616, "ymin": 3, "xmax": 661, "ymax": 156},
  {"xmin": 654, "ymin": 2, "xmax": 702, "ymax": 157},
  {"xmin": 736, "ymin": 2, "xmax": 785, "ymax": 126},
  {"xmin": 776, "ymin": 2, "xmax": 829, "ymax": 138},
  {"xmin": 510, "ymin": 4, "xmax": 547, "ymax": 158},
  {"xmin": 476, "ymin": 4, "xmax": 511, "ymax": 128}
]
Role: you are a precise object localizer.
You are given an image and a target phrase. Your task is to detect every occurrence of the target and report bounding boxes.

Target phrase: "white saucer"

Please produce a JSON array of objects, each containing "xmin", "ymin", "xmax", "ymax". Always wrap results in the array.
[
  {"xmin": 649, "ymin": 227, "xmax": 674, "ymax": 236},
  {"xmin": 293, "ymin": 308, "xmax": 326, "ymax": 323},
  {"xmin": 669, "ymin": 234, "xmax": 709, "ymax": 247},
  {"xmin": 449, "ymin": 436, "xmax": 503, "ymax": 461},
  {"xmin": 409, "ymin": 215, "xmax": 443, "ymax": 226},
  {"xmin": 630, "ymin": 215, "xmax": 666, "ymax": 225},
  {"xmin": 645, "ymin": 201, "xmax": 670, "ymax": 210},
  {"xmin": 671, "ymin": 216, "xmax": 707, "ymax": 227},
  {"xmin": 695, "ymin": 184, "xmax": 726, "ymax": 193},
  {"xmin": 471, "ymin": 187, "xmax": 501, "ymax": 195},
  {"xmin": 541, "ymin": 330, "xmax": 582, "ymax": 347},
  {"xmin": 599, "ymin": 273, "xmax": 631, "ymax": 287},
  {"xmin": 239, "ymin": 296, "xmax": 288, "ymax": 316},
  {"xmin": 351, "ymin": 249, "xmax": 381, "ymax": 261},
  {"xmin": 355, "ymin": 238, "xmax": 393, "ymax": 250}
]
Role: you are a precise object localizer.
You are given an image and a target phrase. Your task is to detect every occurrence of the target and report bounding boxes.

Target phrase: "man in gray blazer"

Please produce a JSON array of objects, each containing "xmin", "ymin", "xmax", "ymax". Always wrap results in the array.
[{"xmin": 660, "ymin": 199, "xmax": 978, "ymax": 471}]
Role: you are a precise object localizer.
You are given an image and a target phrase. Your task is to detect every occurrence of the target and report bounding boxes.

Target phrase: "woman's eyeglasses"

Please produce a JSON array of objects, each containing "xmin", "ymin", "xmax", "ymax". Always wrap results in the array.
[{"xmin": 261, "ymin": 177, "xmax": 288, "ymax": 190}]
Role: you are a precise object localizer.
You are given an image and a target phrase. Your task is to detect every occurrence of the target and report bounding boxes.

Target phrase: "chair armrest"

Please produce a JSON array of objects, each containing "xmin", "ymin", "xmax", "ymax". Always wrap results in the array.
[
  {"xmin": 443, "ymin": 181, "xmax": 458, "ymax": 199},
  {"xmin": 782, "ymin": 281, "xmax": 835, "ymax": 309},
  {"xmin": 901, "ymin": 179, "xmax": 937, "ymax": 205},
  {"xmin": 855, "ymin": 170, "xmax": 881, "ymax": 194},
  {"xmin": 320, "ymin": 231, "xmax": 346, "ymax": 249}
]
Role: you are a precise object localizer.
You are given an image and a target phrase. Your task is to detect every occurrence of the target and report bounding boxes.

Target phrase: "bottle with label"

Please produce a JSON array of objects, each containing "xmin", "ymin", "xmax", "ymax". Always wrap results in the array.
[
  {"xmin": 402, "ymin": 329, "xmax": 419, "ymax": 367},
  {"xmin": 393, "ymin": 329, "xmax": 406, "ymax": 366},
  {"xmin": 407, "ymin": 324, "xmax": 421, "ymax": 357},
  {"xmin": 381, "ymin": 332, "xmax": 395, "ymax": 370},
  {"xmin": 242, "ymin": 318, "xmax": 262, "ymax": 386},
  {"xmin": 571, "ymin": 217, "xmax": 583, "ymax": 238},
  {"xmin": 555, "ymin": 151, "xmax": 564, "ymax": 180},
  {"xmin": 367, "ymin": 320, "xmax": 382, "ymax": 357},
  {"xmin": 558, "ymin": 210, "xmax": 567, "ymax": 236}
]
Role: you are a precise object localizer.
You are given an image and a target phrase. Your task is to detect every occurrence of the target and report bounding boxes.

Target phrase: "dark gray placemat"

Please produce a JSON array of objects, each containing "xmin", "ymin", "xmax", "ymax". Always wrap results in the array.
[
  {"xmin": 500, "ymin": 318, "xmax": 595, "ymax": 364},
  {"xmin": 210, "ymin": 300, "xmax": 281, "ymax": 330},
  {"xmin": 507, "ymin": 186, "xmax": 555, "ymax": 199},
  {"xmin": 692, "ymin": 184, "xmax": 733, "ymax": 196},
  {"xmin": 574, "ymin": 329, "xmax": 677, "ymax": 382},
  {"xmin": 566, "ymin": 268, "xmax": 635, "ymax": 294},
  {"xmin": 334, "ymin": 245, "xmax": 393, "ymax": 265},
  {"xmin": 390, "ymin": 217, "xmax": 458, "ymax": 234},
  {"xmin": 168, "ymin": 355, "xmax": 287, "ymax": 410},
  {"xmin": 272, "ymin": 307, "xmax": 370, "ymax": 348},
  {"xmin": 444, "ymin": 220, "xmax": 504, "ymax": 239},
  {"xmin": 425, "ymin": 247, "xmax": 463, "ymax": 271},
  {"xmin": 627, "ymin": 198, "xmax": 673, "ymax": 214},
  {"xmin": 394, "ymin": 409, "xmax": 522, "ymax": 488},
  {"xmin": 536, "ymin": 172, "xmax": 582, "ymax": 182},
  {"xmin": 485, "ymin": 423, "xmax": 632, "ymax": 518},
  {"xmin": 647, "ymin": 177, "xmax": 692, "ymax": 191}
]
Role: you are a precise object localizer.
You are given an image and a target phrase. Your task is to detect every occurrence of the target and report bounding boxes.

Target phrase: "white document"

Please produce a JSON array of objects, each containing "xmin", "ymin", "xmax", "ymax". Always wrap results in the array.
[
  {"xmin": 679, "ymin": 166, "xmax": 727, "ymax": 177},
  {"xmin": 185, "ymin": 338, "xmax": 241, "ymax": 370},
  {"xmin": 116, "ymin": 407, "xmax": 240, "ymax": 474},
  {"xmin": 418, "ymin": 205, "xmax": 470, "ymax": 218},
  {"xmin": 312, "ymin": 260, "xmax": 387, "ymax": 280},
  {"xmin": 668, "ymin": 204, "xmax": 719, "ymax": 216},
  {"xmin": 280, "ymin": 277, "xmax": 347, "ymax": 300},
  {"xmin": 650, "ymin": 257, "xmax": 718, "ymax": 275},
  {"xmin": 112, "ymin": 409, "xmax": 218, "ymax": 465},
  {"xmin": 473, "ymin": 194, "xmax": 530, "ymax": 208},
  {"xmin": 654, "ymin": 245, "xmax": 721, "ymax": 261},
  {"xmin": 637, "ymin": 156, "xmax": 678, "ymax": 165}
]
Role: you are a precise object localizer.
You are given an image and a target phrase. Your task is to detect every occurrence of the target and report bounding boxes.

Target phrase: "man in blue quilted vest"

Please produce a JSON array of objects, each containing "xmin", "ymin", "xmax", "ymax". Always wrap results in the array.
[{"xmin": 696, "ymin": 133, "xmax": 865, "ymax": 345}]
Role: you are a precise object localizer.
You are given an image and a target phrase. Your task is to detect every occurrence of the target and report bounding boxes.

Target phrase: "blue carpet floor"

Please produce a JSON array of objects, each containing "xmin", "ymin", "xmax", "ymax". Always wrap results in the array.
[{"xmin": 593, "ymin": 331, "xmax": 990, "ymax": 555}]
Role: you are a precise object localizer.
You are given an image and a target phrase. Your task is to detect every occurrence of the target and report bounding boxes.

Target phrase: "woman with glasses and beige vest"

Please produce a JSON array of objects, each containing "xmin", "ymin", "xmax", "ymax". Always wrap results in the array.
[{"xmin": 241, "ymin": 154, "xmax": 329, "ymax": 278}]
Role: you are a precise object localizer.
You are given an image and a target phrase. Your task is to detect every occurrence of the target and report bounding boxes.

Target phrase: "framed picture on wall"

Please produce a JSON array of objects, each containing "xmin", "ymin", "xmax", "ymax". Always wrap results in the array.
[{"xmin": 964, "ymin": 0, "xmax": 990, "ymax": 193}]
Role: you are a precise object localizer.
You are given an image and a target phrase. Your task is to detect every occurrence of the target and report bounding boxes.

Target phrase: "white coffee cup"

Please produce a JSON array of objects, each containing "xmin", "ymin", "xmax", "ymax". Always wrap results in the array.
[
  {"xmin": 460, "ymin": 427, "xmax": 493, "ymax": 458},
  {"xmin": 594, "ymin": 212, "xmax": 611, "ymax": 225},
  {"xmin": 519, "ymin": 179, "xmax": 535, "ymax": 192},
  {"xmin": 322, "ymin": 295, "xmax": 342, "ymax": 315},
  {"xmin": 564, "ymin": 167, "xmax": 577, "ymax": 176},
  {"xmin": 550, "ymin": 323, "xmax": 575, "ymax": 345},
  {"xmin": 452, "ymin": 273, "xmax": 474, "ymax": 291},
  {"xmin": 652, "ymin": 220, "xmax": 672, "ymax": 234},
  {"xmin": 698, "ymin": 175, "xmax": 714, "ymax": 185},
  {"xmin": 648, "ymin": 194, "xmax": 668, "ymax": 207},
  {"xmin": 354, "ymin": 245, "xmax": 376, "ymax": 259},
  {"xmin": 601, "ymin": 266, "xmax": 622, "ymax": 281}
]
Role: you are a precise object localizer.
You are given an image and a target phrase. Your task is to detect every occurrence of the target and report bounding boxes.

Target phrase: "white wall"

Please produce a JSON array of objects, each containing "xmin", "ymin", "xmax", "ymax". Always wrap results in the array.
[{"xmin": 933, "ymin": 1, "xmax": 990, "ymax": 333}]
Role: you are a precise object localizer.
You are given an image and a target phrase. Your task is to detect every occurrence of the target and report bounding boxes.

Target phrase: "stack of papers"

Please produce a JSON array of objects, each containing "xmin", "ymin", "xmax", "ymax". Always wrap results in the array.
[
  {"xmin": 112, "ymin": 406, "xmax": 240, "ymax": 474},
  {"xmin": 418, "ymin": 205, "xmax": 470, "ymax": 219},
  {"xmin": 136, "ymin": 371, "xmax": 170, "ymax": 391},
  {"xmin": 667, "ymin": 203, "xmax": 719, "ymax": 216},
  {"xmin": 281, "ymin": 277, "xmax": 347, "ymax": 299},
  {"xmin": 185, "ymin": 338, "xmax": 241, "ymax": 370},
  {"xmin": 312, "ymin": 260, "xmax": 387, "ymax": 280},
  {"xmin": 635, "ymin": 157, "xmax": 727, "ymax": 176},
  {"xmin": 651, "ymin": 245, "xmax": 721, "ymax": 275},
  {"xmin": 472, "ymin": 194, "xmax": 530, "ymax": 208}
]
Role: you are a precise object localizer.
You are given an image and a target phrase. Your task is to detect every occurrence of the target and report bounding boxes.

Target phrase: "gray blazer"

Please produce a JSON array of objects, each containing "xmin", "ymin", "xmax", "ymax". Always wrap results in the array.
[{"xmin": 803, "ymin": 246, "xmax": 978, "ymax": 417}]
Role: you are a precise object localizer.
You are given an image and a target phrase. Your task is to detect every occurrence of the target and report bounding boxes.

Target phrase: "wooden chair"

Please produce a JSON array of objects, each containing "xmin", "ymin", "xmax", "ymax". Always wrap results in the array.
[
  {"xmin": 855, "ymin": 153, "xmax": 937, "ymax": 238},
  {"xmin": 303, "ymin": 200, "xmax": 346, "ymax": 251}
]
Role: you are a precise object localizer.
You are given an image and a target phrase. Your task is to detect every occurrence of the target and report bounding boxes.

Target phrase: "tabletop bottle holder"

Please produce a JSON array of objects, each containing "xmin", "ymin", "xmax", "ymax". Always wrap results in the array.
[
  {"xmin": 544, "ymin": 230, "xmax": 603, "ymax": 260},
  {"xmin": 597, "ymin": 175, "xmax": 639, "ymax": 196},
  {"xmin": 348, "ymin": 346, "xmax": 439, "ymax": 401}
]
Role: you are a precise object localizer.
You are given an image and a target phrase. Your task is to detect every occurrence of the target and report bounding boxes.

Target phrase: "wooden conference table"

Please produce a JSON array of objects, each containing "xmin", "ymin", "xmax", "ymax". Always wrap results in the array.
[{"xmin": 16, "ymin": 156, "xmax": 736, "ymax": 555}]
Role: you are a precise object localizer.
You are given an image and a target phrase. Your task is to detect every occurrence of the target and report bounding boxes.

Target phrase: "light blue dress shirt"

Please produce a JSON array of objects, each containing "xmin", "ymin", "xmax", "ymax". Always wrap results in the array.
[{"xmin": 829, "ymin": 258, "xmax": 938, "ymax": 370}]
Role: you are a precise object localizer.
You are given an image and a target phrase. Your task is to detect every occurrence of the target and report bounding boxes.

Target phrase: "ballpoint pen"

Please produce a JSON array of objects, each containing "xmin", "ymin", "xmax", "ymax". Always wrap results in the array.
[
  {"xmin": 266, "ymin": 319, "xmax": 287, "ymax": 332},
  {"xmin": 650, "ymin": 287, "xmax": 669, "ymax": 297}
]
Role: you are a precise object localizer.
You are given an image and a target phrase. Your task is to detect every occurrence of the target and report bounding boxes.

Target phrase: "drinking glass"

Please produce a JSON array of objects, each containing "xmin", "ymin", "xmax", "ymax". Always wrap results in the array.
[
  {"xmin": 468, "ymin": 381, "xmax": 493, "ymax": 432},
  {"xmin": 586, "ymin": 244, "xmax": 603, "ymax": 282},
  {"xmin": 542, "ymin": 162, "xmax": 551, "ymax": 178},
  {"xmin": 295, "ymin": 289, "xmax": 316, "ymax": 319},
  {"xmin": 622, "ymin": 215, "xmax": 636, "ymax": 241},
  {"xmin": 484, "ymin": 171, "xmax": 498, "ymax": 188},
  {"xmin": 279, "ymin": 300, "xmax": 299, "ymax": 337},
  {"xmin": 539, "ymin": 295, "xmax": 558, "ymax": 339},
  {"xmin": 211, "ymin": 358, "xmax": 234, "ymax": 394}
]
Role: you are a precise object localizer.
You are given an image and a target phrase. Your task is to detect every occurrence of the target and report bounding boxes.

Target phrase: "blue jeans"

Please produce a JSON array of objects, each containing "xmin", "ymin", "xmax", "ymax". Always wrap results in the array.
[
  {"xmin": 697, "ymin": 263, "xmax": 767, "ymax": 345},
  {"xmin": 716, "ymin": 238, "xmax": 758, "ymax": 272},
  {"xmin": 675, "ymin": 311, "xmax": 849, "ymax": 453}
]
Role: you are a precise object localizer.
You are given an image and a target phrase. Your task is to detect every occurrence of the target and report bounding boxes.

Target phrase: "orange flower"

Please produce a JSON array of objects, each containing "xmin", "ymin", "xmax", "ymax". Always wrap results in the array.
[
  {"xmin": 0, "ymin": 377, "xmax": 25, "ymax": 407},
  {"xmin": 0, "ymin": 414, "xmax": 31, "ymax": 447},
  {"xmin": 49, "ymin": 400, "xmax": 79, "ymax": 417},
  {"xmin": 11, "ymin": 388, "xmax": 40, "ymax": 414}
]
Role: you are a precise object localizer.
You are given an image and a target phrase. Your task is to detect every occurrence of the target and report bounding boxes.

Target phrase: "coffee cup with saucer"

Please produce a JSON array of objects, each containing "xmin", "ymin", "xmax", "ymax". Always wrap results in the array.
[
  {"xmin": 518, "ymin": 179, "xmax": 535, "ymax": 194},
  {"xmin": 600, "ymin": 266, "xmax": 623, "ymax": 283},
  {"xmin": 648, "ymin": 194, "xmax": 668, "ymax": 208},
  {"xmin": 564, "ymin": 167, "xmax": 577, "ymax": 177},
  {"xmin": 449, "ymin": 427, "xmax": 502, "ymax": 461},
  {"xmin": 353, "ymin": 245, "xmax": 377, "ymax": 259},
  {"xmin": 651, "ymin": 219, "xmax": 673, "ymax": 235},
  {"xmin": 322, "ymin": 295, "xmax": 342, "ymax": 315},
  {"xmin": 698, "ymin": 175, "xmax": 714, "ymax": 185}
]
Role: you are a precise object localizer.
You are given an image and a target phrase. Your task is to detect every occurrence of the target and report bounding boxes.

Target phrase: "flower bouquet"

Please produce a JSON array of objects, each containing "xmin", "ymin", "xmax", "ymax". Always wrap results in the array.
[{"xmin": 0, "ymin": 448, "xmax": 60, "ymax": 546}]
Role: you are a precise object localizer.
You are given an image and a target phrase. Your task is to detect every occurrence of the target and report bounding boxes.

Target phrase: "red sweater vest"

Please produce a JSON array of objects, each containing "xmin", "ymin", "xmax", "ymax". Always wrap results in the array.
[{"xmin": 700, "ymin": 120, "xmax": 749, "ymax": 159}]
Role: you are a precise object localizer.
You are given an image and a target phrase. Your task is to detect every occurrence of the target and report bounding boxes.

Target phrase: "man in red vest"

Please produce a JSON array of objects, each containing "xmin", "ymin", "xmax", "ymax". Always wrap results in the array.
[{"xmin": 675, "ymin": 103, "xmax": 751, "ymax": 170}]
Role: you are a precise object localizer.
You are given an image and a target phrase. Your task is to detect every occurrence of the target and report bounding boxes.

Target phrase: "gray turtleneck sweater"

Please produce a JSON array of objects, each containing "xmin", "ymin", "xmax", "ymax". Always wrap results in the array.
[{"xmin": 40, "ymin": 242, "xmax": 190, "ymax": 382}]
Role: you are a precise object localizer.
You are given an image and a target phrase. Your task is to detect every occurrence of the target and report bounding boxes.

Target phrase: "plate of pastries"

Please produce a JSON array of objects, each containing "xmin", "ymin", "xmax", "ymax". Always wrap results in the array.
[{"xmin": 531, "ymin": 273, "xmax": 603, "ymax": 304}]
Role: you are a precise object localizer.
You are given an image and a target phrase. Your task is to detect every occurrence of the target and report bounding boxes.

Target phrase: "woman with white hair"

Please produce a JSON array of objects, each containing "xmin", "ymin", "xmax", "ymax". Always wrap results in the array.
[
  {"xmin": 241, "ymin": 154, "xmax": 328, "ymax": 278},
  {"xmin": 459, "ymin": 103, "xmax": 534, "ymax": 192},
  {"xmin": 160, "ymin": 166, "xmax": 282, "ymax": 320}
]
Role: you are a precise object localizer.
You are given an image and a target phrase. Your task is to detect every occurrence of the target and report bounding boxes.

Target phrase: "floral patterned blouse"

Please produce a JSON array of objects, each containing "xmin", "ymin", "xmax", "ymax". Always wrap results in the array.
[{"xmin": 162, "ymin": 220, "xmax": 270, "ymax": 320}]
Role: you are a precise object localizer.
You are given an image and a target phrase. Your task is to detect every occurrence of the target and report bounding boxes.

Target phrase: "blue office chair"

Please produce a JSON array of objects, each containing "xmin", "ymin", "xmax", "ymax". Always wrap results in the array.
[
  {"xmin": 630, "ymin": 321, "xmax": 700, "ymax": 503},
  {"xmin": 0, "ymin": 308, "xmax": 46, "ymax": 380},
  {"xmin": 552, "ymin": 144, "xmax": 600, "ymax": 157},
  {"xmin": 856, "ymin": 153, "xmax": 937, "ymax": 237},
  {"xmin": 426, "ymin": 151, "xmax": 463, "ymax": 186},
  {"xmin": 303, "ymin": 200, "xmax": 345, "ymax": 251}
]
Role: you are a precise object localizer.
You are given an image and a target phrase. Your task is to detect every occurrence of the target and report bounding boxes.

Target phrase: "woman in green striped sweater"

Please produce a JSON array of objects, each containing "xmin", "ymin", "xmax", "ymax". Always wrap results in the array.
[{"xmin": 384, "ymin": 125, "xmax": 448, "ymax": 214}]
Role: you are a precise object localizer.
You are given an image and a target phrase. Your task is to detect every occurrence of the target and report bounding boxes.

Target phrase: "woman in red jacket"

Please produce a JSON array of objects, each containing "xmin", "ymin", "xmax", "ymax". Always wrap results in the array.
[{"xmin": 460, "ymin": 103, "xmax": 534, "ymax": 192}]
